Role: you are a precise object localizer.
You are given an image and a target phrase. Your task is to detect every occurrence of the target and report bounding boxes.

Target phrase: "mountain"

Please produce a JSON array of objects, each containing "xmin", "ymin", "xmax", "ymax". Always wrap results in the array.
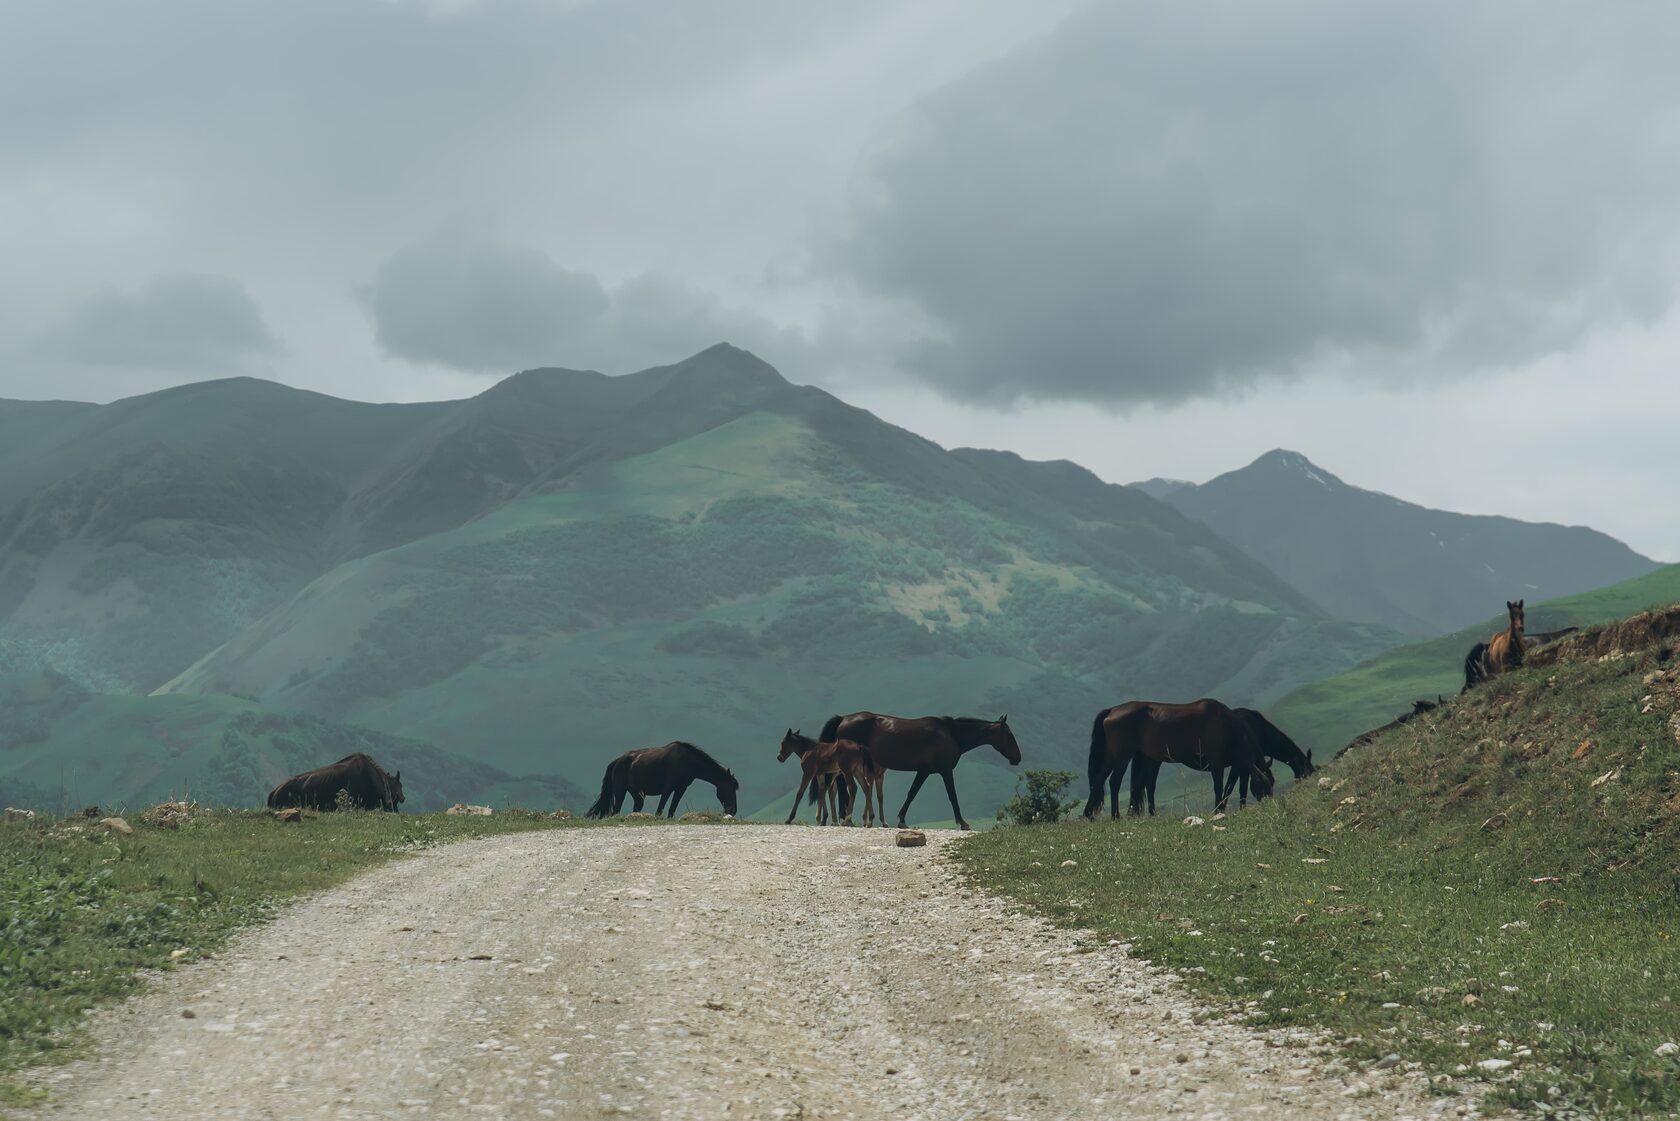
[
  {"xmin": 1135, "ymin": 449, "xmax": 1660, "ymax": 636},
  {"xmin": 1266, "ymin": 561, "xmax": 1680, "ymax": 760},
  {"xmin": 0, "ymin": 345, "xmax": 1372, "ymax": 817}
]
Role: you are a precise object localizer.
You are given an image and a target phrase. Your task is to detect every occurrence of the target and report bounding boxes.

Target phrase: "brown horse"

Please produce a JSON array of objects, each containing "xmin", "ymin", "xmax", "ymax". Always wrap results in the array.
[
  {"xmin": 778, "ymin": 730, "xmax": 882, "ymax": 826},
  {"xmin": 817, "ymin": 712, "xmax": 1020, "ymax": 831},
  {"xmin": 267, "ymin": 753, "xmax": 403, "ymax": 812},
  {"xmin": 1121, "ymin": 708, "xmax": 1312, "ymax": 815},
  {"xmin": 1082, "ymin": 699, "xmax": 1280, "ymax": 820},
  {"xmin": 584, "ymin": 742, "xmax": 739, "ymax": 819},
  {"xmin": 1462, "ymin": 599, "xmax": 1525, "ymax": 691}
]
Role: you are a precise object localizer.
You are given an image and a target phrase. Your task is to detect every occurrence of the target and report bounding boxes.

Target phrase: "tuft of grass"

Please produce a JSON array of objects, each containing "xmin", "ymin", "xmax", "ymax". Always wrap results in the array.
[
  {"xmin": 956, "ymin": 641, "xmax": 1680, "ymax": 1118},
  {"xmin": 0, "ymin": 808, "xmax": 577, "ymax": 1100}
]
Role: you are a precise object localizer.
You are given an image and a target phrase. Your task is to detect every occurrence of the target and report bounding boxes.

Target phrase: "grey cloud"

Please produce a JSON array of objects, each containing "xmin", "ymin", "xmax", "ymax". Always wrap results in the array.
[
  {"xmin": 46, "ymin": 272, "xmax": 280, "ymax": 372},
  {"xmin": 362, "ymin": 230, "xmax": 807, "ymax": 375},
  {"xmin": 837, "ymin": 1, "xmax": 1680, "ymax": 405}
]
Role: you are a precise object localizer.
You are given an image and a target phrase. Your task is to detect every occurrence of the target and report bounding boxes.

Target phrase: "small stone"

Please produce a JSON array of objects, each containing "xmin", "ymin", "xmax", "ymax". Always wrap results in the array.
[
  {"xmin": 896, "ymin": 830, "xmax": 927, "ymax": 848},
  {"xmin": 1373, "ymin": 1053, "xmax": 1401, "ymax": 1069},
  {"xmin": 1174, "ymin": 1052, "xmax": 1190, "ymax": 1064},
  {"xmin": 181, "ymin": 1009, "xmax": 196, "ymax": 1019},
  {"xmin": 274, "ymin": 807, "xmax": 302, "ymax": 823},
  {"xmin": 1657, "ymin": 1042, "xmax": 1680, "ymax": 1057},
  {"xmin": 1182, "ymin": 816, "xmax": 1204, "ymax": 827},
  {"xmin": 1477, "ymin": 1058, "xmax": 1514, "ymax": 1071},
  {"xmin": 169, "ymin": 948, "xmax": 190, "ymax": 961},
  {"xmin": 1060, "ymin": 859, "xmax": 1078, "ymax": 867},
  {"xmin": 446, "ymin": 804, "xmax": 493, "ymax": 816}
]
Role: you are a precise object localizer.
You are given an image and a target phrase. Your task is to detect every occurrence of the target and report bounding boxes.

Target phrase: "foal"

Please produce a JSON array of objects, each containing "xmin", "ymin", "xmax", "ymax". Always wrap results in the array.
[{"xmin": 778, "ymin": 729, "xmax": 882, "ymax": 826}]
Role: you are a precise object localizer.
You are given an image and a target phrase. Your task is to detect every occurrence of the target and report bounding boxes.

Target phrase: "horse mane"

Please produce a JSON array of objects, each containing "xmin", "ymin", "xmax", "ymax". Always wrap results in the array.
[{"xmin": 670, "ymin": 741, "xmax": 737, "ymax": 786}]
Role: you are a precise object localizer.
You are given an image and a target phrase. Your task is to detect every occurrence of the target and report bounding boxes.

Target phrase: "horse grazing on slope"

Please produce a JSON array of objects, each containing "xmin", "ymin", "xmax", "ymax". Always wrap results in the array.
[
  {"xmin": 817, "ymin": 712, "xmax": 1020, "ymax": 831},
  {"xmin": 584, "ymin": 742, "xmax": 739, "ymax": 819},
  {"xmin": 778, "ymin": 730, "xmax": 882, "ymax": 826},
  {"xmin": 267, "ymin": 753, "xmax": 404, "ymax": 812},
  {"xmin": 1120, "ymin": 708, "xmax": 1314, "ymax": 816},
  {"xmin": 1462, "ymin": 599, "xmax": 1526, "ymax": 692},
  {"xmin": 1082, "ymin": 699, "xmax": 1277, "ymax": 821}
]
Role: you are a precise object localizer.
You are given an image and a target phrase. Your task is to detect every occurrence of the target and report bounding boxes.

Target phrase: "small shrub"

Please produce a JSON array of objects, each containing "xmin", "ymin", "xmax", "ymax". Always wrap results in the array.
[
  {"xmin": 998, "ymin": 769, "xmax": 1079, "ymax": 826},
  {"xmin": 332, "ymin": 789, "xmax": 358, "ymax": 813}
]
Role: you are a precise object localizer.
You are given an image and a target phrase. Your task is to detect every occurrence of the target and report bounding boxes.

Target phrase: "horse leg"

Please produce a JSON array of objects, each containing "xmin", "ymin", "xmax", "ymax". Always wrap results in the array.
[
  {"xmin": 787, "ymin": 774, "xmax": 813, "ymax": 825},
  {"xmin": 667, "ymin": 782, "xmax": 690, "ymax": 818},
  {"xmin": 898, "ymin": 770, "xmax": 930, "ymax": 828},
  {"xmin": 842, "ymin": 776, "xmax": 858, "ymax": 826},
  {"xmin": 1210, "ymin": 767, "xmax": 1226, "ymax": 813},
  {"xmin": 1083, "ymin": 758, "xmax": 1111, "ymax": 820},
  {"xmin": 655, "ymin": 791, "xmax": 669, "ymax": 816},
  {"xmin": 631, "ymin": 791, "xmax": 646, "ymax": 813},
  {"xmin": 938, "ymin": 769, "xmax": 970, "ymax": 831}
]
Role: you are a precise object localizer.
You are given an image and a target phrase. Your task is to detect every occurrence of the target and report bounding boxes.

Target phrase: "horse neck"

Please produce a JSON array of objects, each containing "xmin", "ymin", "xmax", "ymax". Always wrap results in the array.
[
  {"xmin": 689, "ymin": 751, "xmax": 728, "ymax": 783},
  {"xmin": 950, "ymin": 719, "xmax": 998, "ymax": 754}
]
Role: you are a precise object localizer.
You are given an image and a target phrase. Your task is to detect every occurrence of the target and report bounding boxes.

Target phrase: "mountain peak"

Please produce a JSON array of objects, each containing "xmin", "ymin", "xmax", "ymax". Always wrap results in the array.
[{"xmin": 1247, "ymin": 449, "xmax": 1343, "ymax": 490}]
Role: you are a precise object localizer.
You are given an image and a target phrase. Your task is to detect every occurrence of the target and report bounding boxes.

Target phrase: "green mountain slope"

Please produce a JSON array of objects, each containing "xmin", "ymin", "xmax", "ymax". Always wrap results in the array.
[
  {"xmin": 1269, "ymin": 562, "xmax": 1680, "ymax": 758},
  {"xmin": 155, "ymin": 356, "xmax": 1395, "ymax": 817},
  {"xmin": 0, "ymin": 670, "xmax": 583, "ymax": 813},
  {"xmin": 1136, "ymin": 450, "xmax": 1660, "ymax": 636}
]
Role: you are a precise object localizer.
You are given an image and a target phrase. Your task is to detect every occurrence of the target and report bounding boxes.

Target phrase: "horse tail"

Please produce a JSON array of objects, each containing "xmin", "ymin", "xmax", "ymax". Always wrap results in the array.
[
  {"xmin": 817, "ymin": 714, "xmax": 843, "ymax": 743},
  {"xmin": 584, "ymin": 761, "xmax": 616, "ymax": 819},
  {"xmin": 808, "ymin": 776, "xmax": 826, "ymax": 805},
  {"xmin": 1087, "ymin": 707, "xmax": 1112, "ymax": 784},
  {"xmin": 1462, "ymin": 642, "xmax": 1487, "ymax": 693}
]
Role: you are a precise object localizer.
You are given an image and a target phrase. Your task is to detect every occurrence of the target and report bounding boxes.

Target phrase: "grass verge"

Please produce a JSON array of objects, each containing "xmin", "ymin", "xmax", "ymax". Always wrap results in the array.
[
  {"xmin": 0, "ymin": 807, "xmax": 580, "ymax": 1105},
  {"xmin": 953, "ymin": 639, "xmax": 1680, "ymax": 1118}
]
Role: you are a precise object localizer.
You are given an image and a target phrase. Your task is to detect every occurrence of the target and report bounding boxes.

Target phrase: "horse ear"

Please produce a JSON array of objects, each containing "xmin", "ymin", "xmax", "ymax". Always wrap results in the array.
[{"xmin": 999, "ymin": 713, "xmax": 1008, "ymax": 724}]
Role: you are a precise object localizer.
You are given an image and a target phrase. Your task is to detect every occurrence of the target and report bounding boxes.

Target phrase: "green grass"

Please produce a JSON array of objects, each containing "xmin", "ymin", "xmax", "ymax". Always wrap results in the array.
[
  {"xmin": 0, "ymin": 807, "xmax": 580, "ymax": 1103},
  {"xmin": 1271, "ymin": 564, "xmax": 1680, "ymax": 759},
  {"xmin": 954, "ymin": 626, "xmax": 1680, "ymax": 1117}
]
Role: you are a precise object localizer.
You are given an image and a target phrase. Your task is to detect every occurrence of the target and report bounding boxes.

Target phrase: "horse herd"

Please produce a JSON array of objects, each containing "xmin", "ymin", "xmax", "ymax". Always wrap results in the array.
[
  {"xmin": 265, "ymin": 600, "xmax": 1547, "ymax": 824},
  {"xmin": 576, "ymin": 700, "xmax": 1315, "ymax": 830}
]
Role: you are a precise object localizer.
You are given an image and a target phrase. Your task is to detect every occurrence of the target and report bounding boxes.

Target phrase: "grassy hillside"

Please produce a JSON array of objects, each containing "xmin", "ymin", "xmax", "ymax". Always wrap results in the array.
[
  {"xmin": 956, "ymin": 604, "xmax": 1680, "ymax": 1117},
  {"xmin": 161, "ymin": 404, "xmax": 1392, "ymax": 818},
  {"xmin": 1270, "ymin": 563, "xmax": 1680, "ymax": 759},
  {"xmin": 0, "ymin": 671, "xmax": 584, "ymax": 813},
  {"xmin": 1145, "ymin": 450, "xmax": 1660, "ymax": 637}
]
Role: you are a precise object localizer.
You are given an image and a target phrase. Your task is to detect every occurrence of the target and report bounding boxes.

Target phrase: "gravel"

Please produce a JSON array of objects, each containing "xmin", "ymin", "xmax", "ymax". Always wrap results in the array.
[{"xmin": 24, "ymin": 825, "xmax": 1438, "ymax": 1119}]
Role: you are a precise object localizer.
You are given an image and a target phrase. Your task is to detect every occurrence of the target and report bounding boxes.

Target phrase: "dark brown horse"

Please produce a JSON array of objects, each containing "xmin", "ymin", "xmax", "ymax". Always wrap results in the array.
[
  {"xmin": 1083, "ymin": 699, "xmax": 1284, "ymax": 820},
  {"xmin": 778, "ymin": 730, "xmax": 882, "ymax": 826},
  {"xmin": 817, "ymin": 712, "xmax": 1020, "ymax": 831},
  {"xmin": 1121, "ymin": 708, "xmax": 1312, "ymax": 815},
  {"xmin": 267, "ymin": 753, "xmax": 403, "ymax": 812},
  {"xmin": 1463, "ymin": 599, "xmax": 1525, "ymax": 691},
  {"xmin": 584, "ymin": 742, "xmax": 739, "ymax": 819}
]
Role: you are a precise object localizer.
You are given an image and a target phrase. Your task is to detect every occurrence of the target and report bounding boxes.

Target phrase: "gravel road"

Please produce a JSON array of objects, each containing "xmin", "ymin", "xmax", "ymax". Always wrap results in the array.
[{"xmin": 26, "ymin": 825, "xmax": 1445, "ymax": 1120}]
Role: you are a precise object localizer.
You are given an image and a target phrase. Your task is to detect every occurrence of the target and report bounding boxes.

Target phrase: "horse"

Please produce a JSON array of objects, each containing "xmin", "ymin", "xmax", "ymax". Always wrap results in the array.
[
  {"xmin": 817, "ymin": 712, "xmax": 1020, "ymax": 831},
  {"xmin": 267, "ymin": 753, "xmax": 403, "ymax": 812},
  {"xmin": 778, "ymin": 730, "xmax": 882, "ymax": 826},
  {"xmin": 1082, "ymin": 699, "xmax": 1280, "ymax": 820},
  {"xmin": 1117, "ymin": 707, "xmax": 1310, "ymax": 816},
  {"xmin": 584, "ymin": 742, "xmax": 739, "ymax": 819},
  {"xmin": 1462, "ymin": 599, "xmax": 1525, "ymax": 691}
]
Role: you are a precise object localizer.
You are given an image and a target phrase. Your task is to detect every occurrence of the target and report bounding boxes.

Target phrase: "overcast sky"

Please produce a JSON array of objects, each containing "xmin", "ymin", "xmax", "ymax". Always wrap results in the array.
[{"xmin": 3, "ymin": 0, "xmax": 1677, "ymax": 558}]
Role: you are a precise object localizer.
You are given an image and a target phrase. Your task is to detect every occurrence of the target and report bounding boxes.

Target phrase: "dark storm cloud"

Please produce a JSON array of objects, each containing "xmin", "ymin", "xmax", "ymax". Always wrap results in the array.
[
  {"xmin": 361, "ymin": 228, "xmax": 807, "ymax": 374},
  {"xmin": 838, "ymin": 0, "xmax": 1680, "ymax": 405},
  {"xmin": 46, "ymin": 273, "xmax": 280, "ymax": 372}
]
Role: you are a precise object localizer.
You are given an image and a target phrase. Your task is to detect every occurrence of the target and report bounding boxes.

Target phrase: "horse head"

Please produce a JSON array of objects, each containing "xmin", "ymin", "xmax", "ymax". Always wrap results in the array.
[
  {"xmin": 777, "ymin": 729, "xmax": 802, "ymax": 763},
  {"xmin": 991, "ymin": 715, "xmax": 1022, "ymax": 765},
  {"xmin": 386, "ymin": 770, "xmax": 405, "ymax": 812},
  {"xmin": 1507, "ymin": 599, "xmax": 1525, "ymax": 633},
  {"xmin": 1250, "ymin": 759, "xmax": 1277, "ymax": 799},
  {"xmin": 718, "ymin": 770, "xmax": 740, "ymax": 817}
]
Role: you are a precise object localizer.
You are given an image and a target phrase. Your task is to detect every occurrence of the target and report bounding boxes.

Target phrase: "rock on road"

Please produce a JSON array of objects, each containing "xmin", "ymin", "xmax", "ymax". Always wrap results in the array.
[{"xmin": 27, "ymin": 826, "xmax": 1436, "ymax": 1120}]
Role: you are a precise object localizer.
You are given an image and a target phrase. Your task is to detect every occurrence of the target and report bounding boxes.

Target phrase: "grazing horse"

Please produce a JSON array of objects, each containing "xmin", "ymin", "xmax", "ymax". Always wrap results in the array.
[
  {"xmin": 267, "ymin": 753, "xmax": 403, "ymax": 812},
  {"xmin": 1121, "ymin": 708, "xmax": 1315, "ymax": 815},
  {"xmin": 1082, "ymin": 699, "xmax": 1275, "ymax": 820},
  {"xmin": 584, "ymin": 742, "xmax": 739, "ymax": 819},
  {"xmin": 817, "ymin": 712, "xmax": 1020, "ymax": 831},
  {"xmin": 1462, "ymin": 600, "xmax": 1526, "ymax": 692},
  {"xmin": 778, "ymin": 730, "xmax": 882, "ymax": 826}
]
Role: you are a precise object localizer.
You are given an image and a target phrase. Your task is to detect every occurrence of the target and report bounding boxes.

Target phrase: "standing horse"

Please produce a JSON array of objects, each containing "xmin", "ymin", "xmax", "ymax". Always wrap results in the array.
[
  {"xmin": 1082, "ymin": 699, "xmax": 1274, "ymax": 820},
  {"xmin": 1121, "ymin": 708, "xmax": 1313, "ymax": 815},
  {"xmin": 817, "ymin": 712, "xmax": 1020, "ymax": 831},
  {"xmin": 1462, "ymin": 600, "xmax": 1526, "ymax": 692},
  {"xmin": 584, "ymin": 742, "xmax": 739, "ymax": 819},
  {"xmin": 778, "ymin": 730, "xmax": 882, "ymax": 826}
]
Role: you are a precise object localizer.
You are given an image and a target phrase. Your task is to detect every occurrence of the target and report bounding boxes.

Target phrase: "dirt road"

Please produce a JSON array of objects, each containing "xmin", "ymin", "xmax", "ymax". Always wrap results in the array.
[{"xmin": 27, "ymin": 825, "xmax": 1441, "ymax": 1120}]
